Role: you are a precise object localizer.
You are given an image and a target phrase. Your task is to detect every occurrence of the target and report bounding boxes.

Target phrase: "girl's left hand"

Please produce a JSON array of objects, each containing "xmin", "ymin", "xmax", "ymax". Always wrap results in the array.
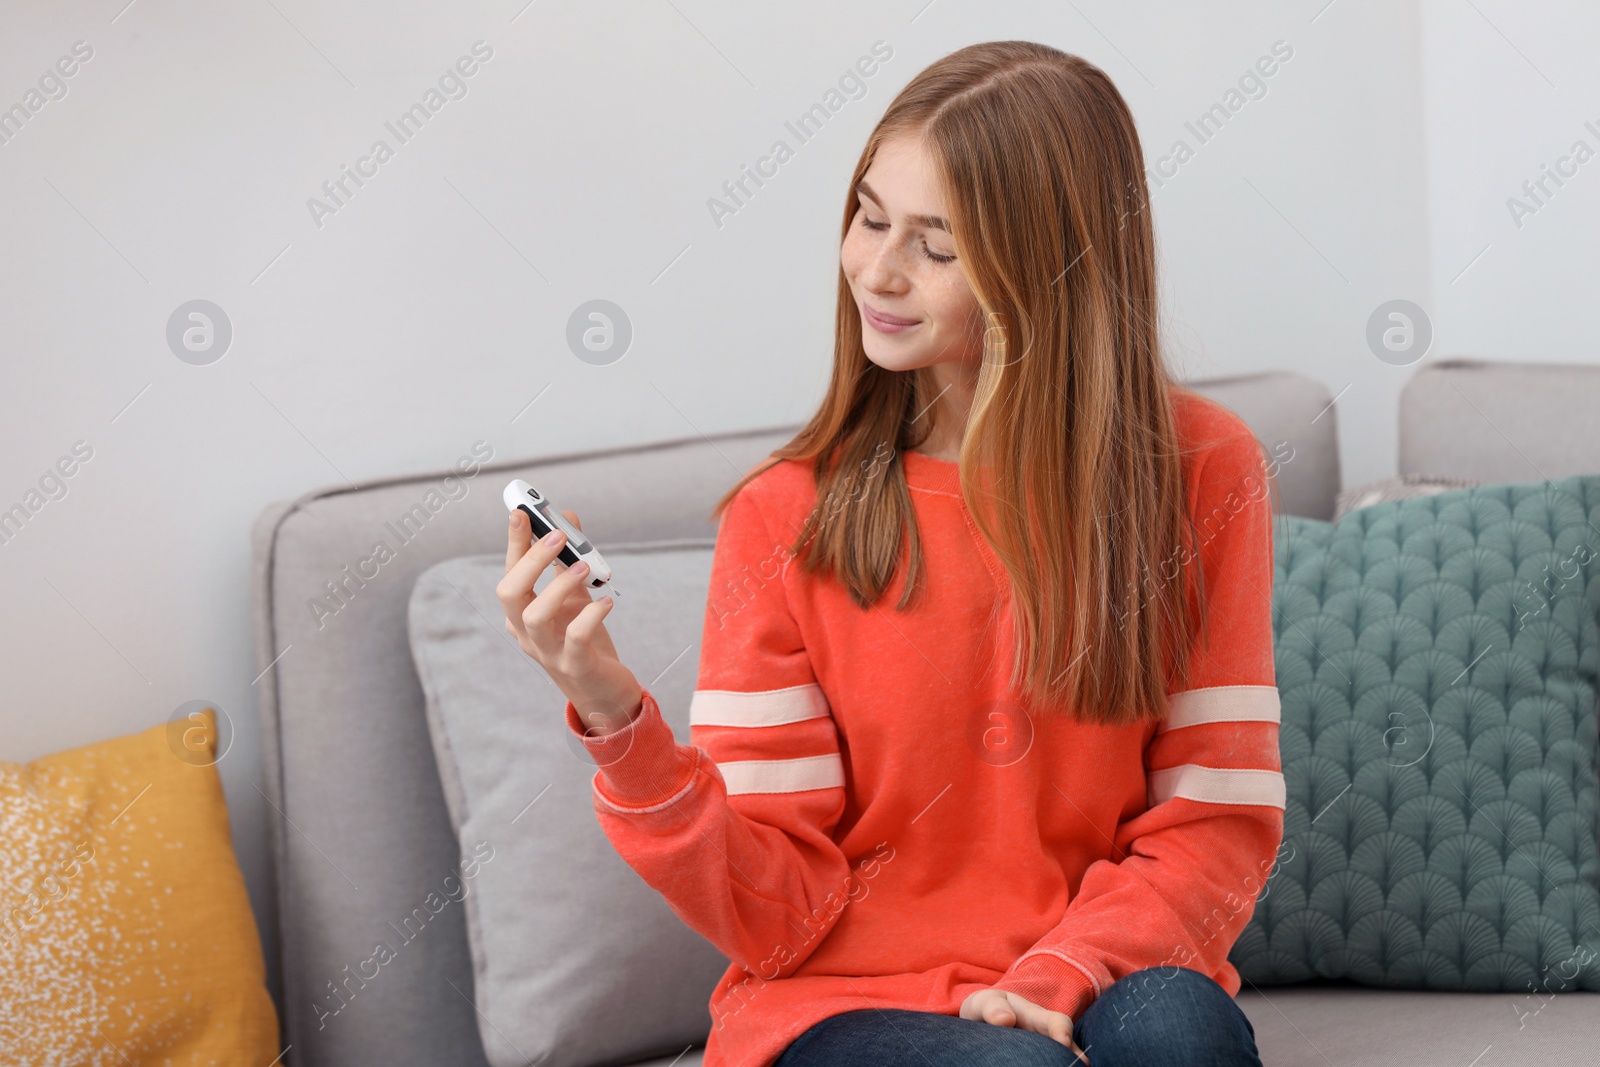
[{"xmin": 959, "ymin": 987, "xmax": 1090, "ymax": 1064}]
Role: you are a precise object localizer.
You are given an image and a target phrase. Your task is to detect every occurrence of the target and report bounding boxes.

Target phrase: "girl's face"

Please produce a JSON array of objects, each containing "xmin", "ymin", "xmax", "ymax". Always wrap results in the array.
[{"xmin": 841, "ymin": 133, "xmax": 985, "ymax": 376}]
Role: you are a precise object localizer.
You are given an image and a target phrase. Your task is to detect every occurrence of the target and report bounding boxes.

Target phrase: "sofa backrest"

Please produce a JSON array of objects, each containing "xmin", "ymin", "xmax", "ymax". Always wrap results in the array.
[
  {"xmin": 1401, "ymin": 358, "xmax": 1600, "ymax": 483},
  {"xmin": 251, "ymin": 370, "xmax": 1337, "ymax": 1066}
]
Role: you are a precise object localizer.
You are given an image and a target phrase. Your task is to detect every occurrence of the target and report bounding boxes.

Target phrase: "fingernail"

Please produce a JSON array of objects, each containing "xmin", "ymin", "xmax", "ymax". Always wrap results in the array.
[
  {"xmin": 541, "ymin": 529, "xmax": 562, "ymax": 545},
  {"xmin": 571, "ymin": 560, "xmax": 589, "ymax": 575}
]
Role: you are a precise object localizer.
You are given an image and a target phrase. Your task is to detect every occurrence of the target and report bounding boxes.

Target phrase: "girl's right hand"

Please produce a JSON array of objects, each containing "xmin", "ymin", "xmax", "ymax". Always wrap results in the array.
[
  {"xmin": 497, "ymin": 508, "xmax": 643, "ymax": 735},
  {"xmin": 960, "ymin": 988, "xmax": 1089, "ymax": 1064}
]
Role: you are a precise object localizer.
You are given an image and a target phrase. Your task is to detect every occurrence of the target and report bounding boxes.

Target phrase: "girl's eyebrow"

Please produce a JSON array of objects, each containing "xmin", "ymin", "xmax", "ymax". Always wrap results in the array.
[{"xmin": 856, "ymin": 180, "xmax": 951, "ymax": 233}]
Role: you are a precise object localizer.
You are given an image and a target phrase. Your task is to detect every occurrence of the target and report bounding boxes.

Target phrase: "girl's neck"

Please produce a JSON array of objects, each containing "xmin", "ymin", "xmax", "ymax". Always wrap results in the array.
[
  {"xmin": 914, "ymin": 360, "xmax": 979, "ymax": 463},
  {"xmin": 912, "ymin": 441, "xmax": 962, "ymax": 463}
]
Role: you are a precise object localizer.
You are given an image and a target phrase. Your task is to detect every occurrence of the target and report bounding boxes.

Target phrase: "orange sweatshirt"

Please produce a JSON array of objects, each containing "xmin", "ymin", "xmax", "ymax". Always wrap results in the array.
[{"xmin": 562, "ymin": 392, "xmax": 1285, "ymax": 1067}]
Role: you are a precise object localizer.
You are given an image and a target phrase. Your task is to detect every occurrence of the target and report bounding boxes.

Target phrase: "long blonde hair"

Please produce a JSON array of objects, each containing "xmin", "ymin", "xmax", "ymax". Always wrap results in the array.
[{"xmin": 714, "ymin": 41, "xmax": 1206, "ymax": 727}]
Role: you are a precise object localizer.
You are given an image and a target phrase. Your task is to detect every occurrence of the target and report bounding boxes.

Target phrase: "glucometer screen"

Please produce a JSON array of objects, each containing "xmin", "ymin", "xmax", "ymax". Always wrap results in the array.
[{"xmin": 531, "ymin": 499, "xmax": 593, "ymax": 553}]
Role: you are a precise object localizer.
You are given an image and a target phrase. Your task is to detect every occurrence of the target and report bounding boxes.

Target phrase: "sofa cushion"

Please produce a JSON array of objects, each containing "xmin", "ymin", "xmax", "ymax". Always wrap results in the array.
[
  {"xmin": 1229, "ymin": 475, "xmax": 1600, "ymax": 992},
  {"xmin": 408, "ymin": 543, "xmax": 728, "ymax": 1067},
  {"xmin": 1238, "ymin": 982, "xmax": 1600, "ymax": 1064},
  {"xmin": 621, "ymin": 978, "xmax": 1600, "ymax": 1067}
]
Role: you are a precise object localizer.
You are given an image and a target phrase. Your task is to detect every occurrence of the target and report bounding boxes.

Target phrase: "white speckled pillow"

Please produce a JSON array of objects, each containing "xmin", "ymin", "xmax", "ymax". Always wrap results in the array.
[{"xmin": 1334, "ymin": 474, "xmax": 1480, "ymax": 520}]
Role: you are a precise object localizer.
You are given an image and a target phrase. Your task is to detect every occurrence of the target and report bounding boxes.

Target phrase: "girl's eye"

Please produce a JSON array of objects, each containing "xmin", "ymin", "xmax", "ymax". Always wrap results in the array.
[{"xmin": 858, "ymin": 215, "xmax": 956, "ymax": 264}]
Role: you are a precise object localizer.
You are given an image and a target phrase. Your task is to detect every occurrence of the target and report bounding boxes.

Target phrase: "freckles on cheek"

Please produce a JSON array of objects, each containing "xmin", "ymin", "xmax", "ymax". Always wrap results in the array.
[
  {"xmin": 932, "ymin": 282, "xmax": 977, "ymax": 335},
  {"xmin": 842, "ymin": 255, "xmax": 866, "ymax": 294}
]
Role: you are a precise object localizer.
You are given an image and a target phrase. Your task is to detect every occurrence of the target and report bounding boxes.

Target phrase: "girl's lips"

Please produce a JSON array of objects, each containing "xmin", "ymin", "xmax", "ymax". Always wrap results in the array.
[{"xmin": 863, "ymin": 304, "xmax": 920, "ymax": 333}]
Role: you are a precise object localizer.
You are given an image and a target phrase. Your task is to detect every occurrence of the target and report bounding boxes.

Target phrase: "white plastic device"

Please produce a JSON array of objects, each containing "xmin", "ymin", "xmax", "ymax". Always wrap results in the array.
[{"xmin": 503, "ymin": 479, "xmax": 615, "ymax": 591}]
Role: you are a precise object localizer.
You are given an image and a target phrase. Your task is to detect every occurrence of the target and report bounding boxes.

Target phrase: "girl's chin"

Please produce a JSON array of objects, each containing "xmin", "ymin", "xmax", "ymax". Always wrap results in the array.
[{"xmin": 861, "ymin": 347, "xmax": 933, "ymax": 373}]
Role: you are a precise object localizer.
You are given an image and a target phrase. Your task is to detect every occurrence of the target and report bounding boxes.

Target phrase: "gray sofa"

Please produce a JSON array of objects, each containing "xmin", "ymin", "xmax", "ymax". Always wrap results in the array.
[{"xmin": 250, "ymin": 358, "xmax": 1600, "ymax": 1067}]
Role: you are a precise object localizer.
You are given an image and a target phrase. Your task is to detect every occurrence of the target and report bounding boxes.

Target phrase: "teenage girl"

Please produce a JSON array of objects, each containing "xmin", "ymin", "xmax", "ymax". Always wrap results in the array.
[{"xmin": 499, "ymin": 40, "xmax": 1283, "ymax": 1067}]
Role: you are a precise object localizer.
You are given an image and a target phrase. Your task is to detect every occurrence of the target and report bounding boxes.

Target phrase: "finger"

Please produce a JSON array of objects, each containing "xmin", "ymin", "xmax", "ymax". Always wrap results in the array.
[
  {"xmin": 1008, "ymin": 999, "xmax": 1048, "ymax": 1036},
  {"xmin": 497, "ymin": 527, "xmax": 568, "ymax": 626},
  {"xmin": 561, "ymin": 508, "xmax": 583, "ymax": 532},
  {"xmin": 1028, "ymin": 1014, "xmax": 1083, "ymax": 1061},
  {"xmin": 959, "ymin": 990, "xmax": 998, "ymax": 1023},
  {"xmin": 521, "ymin": 561, "xmax": 594, "ymax": 643},
  {"xmin": 564, "ymin": 594, "xmax": 615, "ymax": 649},
  {"xmin": 982, "ymin": 999, "xmax": 1017, "ymax": 1026},
  {"xmin": 1006, "ymin": 996, "xmax": 1068, "ymax": 1045},
  {"xmin": 505, "ymin": 509, "xmax": 532, "ymax": 574},
  {"xmin": 499, "ymin": 511, "xmax": 537, "ymax": 643}
]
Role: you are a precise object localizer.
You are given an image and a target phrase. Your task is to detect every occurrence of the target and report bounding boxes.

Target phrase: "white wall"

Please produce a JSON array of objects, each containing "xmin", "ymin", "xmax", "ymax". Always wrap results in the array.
[
  {"xmin": 4, "ymin": 0, "xmax": 1518, "ymax": 1000},
  {"xmin": 1420, "ymin": 0, "xmax": 1600, "ymax": 364}
]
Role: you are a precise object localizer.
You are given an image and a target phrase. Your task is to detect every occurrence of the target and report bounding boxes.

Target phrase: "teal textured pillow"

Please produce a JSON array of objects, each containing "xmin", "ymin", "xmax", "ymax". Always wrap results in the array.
[{"xmin": 1229, "ymin": 475, "xmax": 1600, "ymax": 993}]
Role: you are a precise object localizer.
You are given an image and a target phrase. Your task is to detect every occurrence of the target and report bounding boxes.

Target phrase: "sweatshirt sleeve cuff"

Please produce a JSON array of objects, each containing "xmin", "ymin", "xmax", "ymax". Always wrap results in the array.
[
  {"xmin": 992, "ymin": 951, "xmax": 1102, "ymax": 1021},
  {"xmin": 563, "ymin": 686, "xmax": 700, "ymax": 809}
]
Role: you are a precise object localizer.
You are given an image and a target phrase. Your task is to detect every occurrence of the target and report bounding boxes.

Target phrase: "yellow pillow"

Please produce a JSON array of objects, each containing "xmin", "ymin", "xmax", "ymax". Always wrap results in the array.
[{"xmin": 0, "ymin": 709, "xmax": 280, "ymax": 1063}]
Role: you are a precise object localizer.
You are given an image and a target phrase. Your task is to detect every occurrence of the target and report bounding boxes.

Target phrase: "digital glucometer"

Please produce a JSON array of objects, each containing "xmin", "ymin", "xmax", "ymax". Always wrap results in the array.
[{"xmin": 503, "ymin": 479, "xmax": 615, "ymax": 591}]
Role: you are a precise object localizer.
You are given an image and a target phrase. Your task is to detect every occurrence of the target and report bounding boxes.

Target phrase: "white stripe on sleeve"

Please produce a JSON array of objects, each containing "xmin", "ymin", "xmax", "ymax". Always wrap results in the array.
[
  {"xmin": 1147, "ymin": 763, "xmax": 1286, "ymax": 809},
  {"xmin": 690, "ymin": 683, "xmax": 832, "ymax": 727},
  {"xmin": 1159, "ymin": 684, "xmax": 1281, "ymax": 733},
  {"xmin": 718, "ymin": 754, "xmax": 845, "ymax": 796}
]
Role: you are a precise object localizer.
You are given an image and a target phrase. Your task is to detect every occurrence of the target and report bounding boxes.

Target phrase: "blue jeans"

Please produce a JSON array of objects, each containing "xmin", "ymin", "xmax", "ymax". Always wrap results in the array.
[{"xmin": 772, "ymin": 967, "xmax": 1262, "ymax": 1067}]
